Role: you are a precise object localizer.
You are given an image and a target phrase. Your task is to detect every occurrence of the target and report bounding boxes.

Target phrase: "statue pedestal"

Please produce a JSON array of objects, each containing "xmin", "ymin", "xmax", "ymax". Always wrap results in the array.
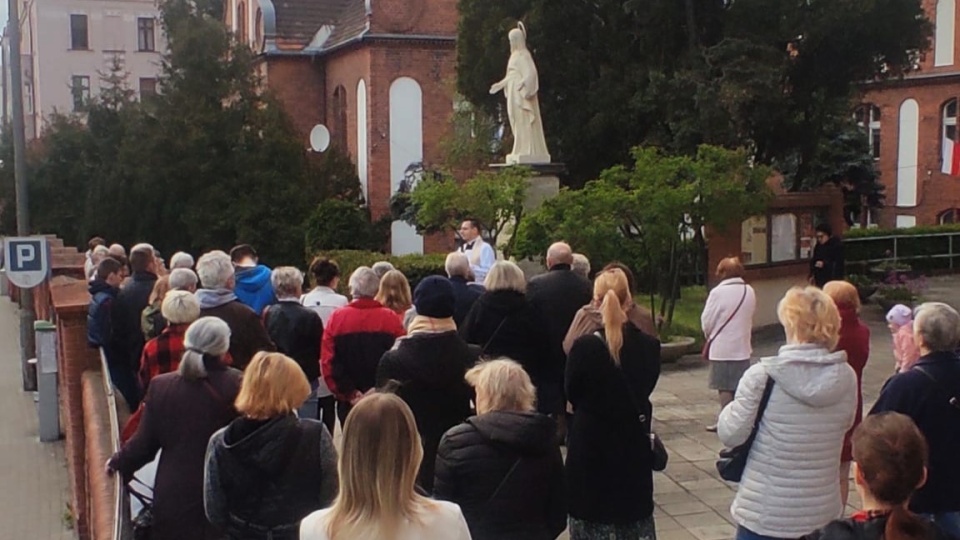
[{"xmin": 489, "ymin": 162, "xmax": 564, "ymax": 212}]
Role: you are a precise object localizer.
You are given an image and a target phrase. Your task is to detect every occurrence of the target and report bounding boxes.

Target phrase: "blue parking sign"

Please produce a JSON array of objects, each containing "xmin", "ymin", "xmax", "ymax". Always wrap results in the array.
[{"xmin": 2, "ymin": 236, "xmax": 49, "ymax": 288}]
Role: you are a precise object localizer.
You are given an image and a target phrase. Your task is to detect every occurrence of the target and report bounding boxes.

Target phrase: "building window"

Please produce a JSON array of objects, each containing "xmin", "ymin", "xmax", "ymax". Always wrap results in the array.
[
  {"xmin": 23, "ymin": 82, "xmax": 34, "ymax": 114},
  {"xmin": 71, "ymin": 75, "xmax": 90, "ymax": 111},
  {"xmin": 741, "ymin": 210, "xmax": 824, "ymax": 266},
  {"xmin": 855, "ymin": 104, "xmax": 881, "ymax": 160},
  {"xmin": 898, "ymin": 99, "xmax": 919, "ymax": 207},
  {"xmin": 939, "ymin": 208, "xmax": 960, "ymax": 224},
  {"xmin": 137, "ymin": 18, "xmax": 156, "ymax": 52},
  {"xmin": 936, "ymin": 0, "xmax": 956, "ymax": 67},
  {"xmin": 332, "ymin": 85, "xmax": 348, "ymax": 149},
  {"xmin": 139, "ymin": 77, "xmax": 157, "ymax": 98},
  {"xmin": 254, "ymin": 9, "xmax": 263, "ymax": 49},
  {"xmin": 237, "ymin": 2, "xmax": 248, "ymax": 43},
  {"xmin": 70, "ymin": 14, "xmax": 89, "ymax": 50}
]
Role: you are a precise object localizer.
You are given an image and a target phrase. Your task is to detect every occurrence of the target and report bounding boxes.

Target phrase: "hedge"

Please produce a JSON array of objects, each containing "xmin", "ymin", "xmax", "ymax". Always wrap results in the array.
[
  {"xmin": 307, "ymin": 250, "xmax": 448, "ymax": 295},
  {"xmin": 844, "ymin": 224, "xmax": 960, "ymax": 274}
]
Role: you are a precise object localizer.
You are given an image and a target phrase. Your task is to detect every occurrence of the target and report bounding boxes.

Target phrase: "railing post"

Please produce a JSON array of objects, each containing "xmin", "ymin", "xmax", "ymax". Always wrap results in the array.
[
  {"xmin": 951, "ymin": 234, "xmax": 955, "ymax": 270},
  {"xmin": 893, "ymin": 236, "xmax": 898, "ymax": 263}
]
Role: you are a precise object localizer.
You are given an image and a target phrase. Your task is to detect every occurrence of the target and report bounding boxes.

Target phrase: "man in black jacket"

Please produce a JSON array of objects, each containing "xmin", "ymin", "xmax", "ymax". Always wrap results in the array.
[
  {"xmin": 445, "ymin": 252, "xmax": 484, "ymax": 326},
  {"xmin": 810, "ymin": 223, "xmax": 845, "ymax": 288},
  {"xmin": 527, "ymin": 242, "xmax": 592, "ymax": 423},
  {"xmin": 112, "ymin": 243, "xmax": 159, "ymax": 401}
]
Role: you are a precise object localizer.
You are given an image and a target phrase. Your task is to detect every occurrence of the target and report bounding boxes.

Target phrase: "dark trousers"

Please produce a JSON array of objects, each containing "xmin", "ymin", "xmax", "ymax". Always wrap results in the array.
[
  {"xmin": 336, "ymin": 400, "xmax": 353, "ymax": 426},
  {"xmin": 318, "ymin": 396, "xmax": 336, "ymax": 435}
]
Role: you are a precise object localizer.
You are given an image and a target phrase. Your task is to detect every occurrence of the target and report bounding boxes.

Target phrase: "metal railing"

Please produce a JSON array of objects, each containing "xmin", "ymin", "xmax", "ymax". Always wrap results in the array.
[
  {"xmin": 100, "ymin": 349, "xmax": 132, "ymax": 540},
  {"xmin": 844, "ymin": 230, "xmax": 960, "ymax": 269}
]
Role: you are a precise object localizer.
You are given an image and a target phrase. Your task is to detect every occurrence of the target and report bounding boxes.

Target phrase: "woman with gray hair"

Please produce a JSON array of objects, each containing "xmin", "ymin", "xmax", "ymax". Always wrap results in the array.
[{"xmin": 108, "ymin": 317, "xmax": 242, "ymax": 540}]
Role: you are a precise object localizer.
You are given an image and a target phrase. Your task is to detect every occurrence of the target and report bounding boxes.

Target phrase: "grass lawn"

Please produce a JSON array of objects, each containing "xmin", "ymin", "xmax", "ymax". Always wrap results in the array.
[{"xmin": 639, "ymin": 286, "xmax": 708, "ymax": 342}]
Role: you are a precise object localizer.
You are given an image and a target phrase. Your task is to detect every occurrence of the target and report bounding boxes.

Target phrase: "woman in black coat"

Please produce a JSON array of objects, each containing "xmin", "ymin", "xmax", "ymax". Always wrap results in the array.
[
  {"xmin": 565, "ymin": 269, "xmax": 661, "ymax": 540},
  {"xmin": 460, "ymin": 261, "xmax": 549, "ymax": 403},
  {"xmin": 108, "ymin": 317, "xmax": 242, "ymax": 540},
  {"xmin": 377, "ymin": 276, "xmax": 478, "ymax": 494},
  {"xmin": 204, "ymin": 352, "xmax": 339, "ymax": 539},
  {"xmin": 435, "ymin": 359, "xmax": 566, "ymax": 540}
]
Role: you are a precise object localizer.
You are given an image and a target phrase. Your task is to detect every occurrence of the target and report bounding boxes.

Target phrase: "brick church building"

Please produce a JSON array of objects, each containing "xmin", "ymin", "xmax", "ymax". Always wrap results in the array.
[
  {"xmin": 859, "ymin": 0, "xmax": 960, "ymax": 228},
  {"xmin": 224, "ymin": 0, "xmax": 458, "ymax": 254}
]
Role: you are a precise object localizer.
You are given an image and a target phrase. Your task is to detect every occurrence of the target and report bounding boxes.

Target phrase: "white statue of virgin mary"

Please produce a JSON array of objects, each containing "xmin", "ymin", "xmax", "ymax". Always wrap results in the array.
[{"xmin": 489, "ymin": 23, "xmax": 551, "ymax": 165}]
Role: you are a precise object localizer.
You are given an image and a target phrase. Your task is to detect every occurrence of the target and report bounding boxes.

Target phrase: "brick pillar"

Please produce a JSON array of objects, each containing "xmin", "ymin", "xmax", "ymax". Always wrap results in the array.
[{"xmin": 51, "ymin": 278, "xmax": 100, "ymax": 540}]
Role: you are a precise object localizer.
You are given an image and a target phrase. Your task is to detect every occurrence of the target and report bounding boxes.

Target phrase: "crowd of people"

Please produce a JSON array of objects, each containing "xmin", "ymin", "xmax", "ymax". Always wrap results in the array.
[{"xmin": 81, "ymin": 221, "xmax": 960, "ymax": 540}]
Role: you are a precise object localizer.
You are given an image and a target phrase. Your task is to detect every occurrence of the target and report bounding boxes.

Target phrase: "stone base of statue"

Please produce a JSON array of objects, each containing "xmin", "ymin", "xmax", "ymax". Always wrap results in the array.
[
  {"xmin": 490, "ymin": 162, "xmax": 564, "ymax": 212},
  {"xmin": 506, "ymin": 153, "xmax": 552, "ymax": 166}
]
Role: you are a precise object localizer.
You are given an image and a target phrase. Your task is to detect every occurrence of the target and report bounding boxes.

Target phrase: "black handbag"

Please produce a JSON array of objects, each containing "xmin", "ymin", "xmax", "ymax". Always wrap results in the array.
[
  {"xmin": 128, "ymin": 480, "xmax": 154, "ymax": 540},
  {"xmin": 716, "ymin": 377, "xmax": 775, "ymax": 482}
]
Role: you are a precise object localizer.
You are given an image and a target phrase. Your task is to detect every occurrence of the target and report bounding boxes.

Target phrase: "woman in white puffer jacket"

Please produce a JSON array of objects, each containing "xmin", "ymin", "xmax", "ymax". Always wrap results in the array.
[{"xmin": 719, "ymin": 286, "xmax": 857, "ymax": 540}]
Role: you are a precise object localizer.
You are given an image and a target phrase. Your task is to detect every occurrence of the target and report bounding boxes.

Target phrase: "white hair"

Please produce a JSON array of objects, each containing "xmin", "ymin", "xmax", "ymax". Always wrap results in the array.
[
  {"xmin": 168, "ymin": 268, "xmax": 198, "ymax": 291},
  {"xmin": 271, "ymin": 266, "xmax": 304, "ymax": 299},
  {"xmin": 131, "ymin": 243, "xmax": 154, "ymax": 255},
  {"xmin": 179, "ymin": 317, "xmax": 231, "ymax": 380},
  {"xmin": 546, "ymin": 242, "xmax": 573, "ymax": 267},
  {"xmin": 572, "ymin": 253, "xmax": 590, "ymax": 279},
  {"xmin": 196, "ymin": 250, "xmax": 235, "ymax": 289},
  {"xmin": 161, "ymin": 290, "xmax": 201, "ymax": 325},
  {"xmin": 914, "ymin": 302, "xmax": 960, "ymax": 352},
  {"xmin": 484, "ymin": 261, "xmax": 527, "ymax": 293},
  {"xmin": 170, "ymin": 252, "xmax": 195, "ymax": 269},
  {"xmin": 371, "ymin": 261, "xmax": 396, "ymax": 279},
  {"xmin": 445, "ymin": 252, "xmax": 470, "ymax": 278},
  {"xmin": 349, "ymin": 266, "xmax": 380, "ymax": 299}
]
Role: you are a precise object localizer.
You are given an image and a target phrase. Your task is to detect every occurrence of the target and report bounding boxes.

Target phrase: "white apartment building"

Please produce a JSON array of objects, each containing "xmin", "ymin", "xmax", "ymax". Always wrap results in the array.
[{"xmin": 3, "ymin": 0, "xmax": 165, "ymax": 138}]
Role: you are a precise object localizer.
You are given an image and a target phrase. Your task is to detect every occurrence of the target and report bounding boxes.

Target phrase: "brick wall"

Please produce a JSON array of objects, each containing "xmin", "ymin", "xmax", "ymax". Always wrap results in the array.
[
  {"xmin": 265, "ymin": 57, "xmax": 326, "ymax": 141},
  {"xmin": 369, "ymin": 0, "xmax": 457, "ymax": 35},
  {"xmin": 82, "ymin": 371, "xmax": 115, "ymax": 540}
]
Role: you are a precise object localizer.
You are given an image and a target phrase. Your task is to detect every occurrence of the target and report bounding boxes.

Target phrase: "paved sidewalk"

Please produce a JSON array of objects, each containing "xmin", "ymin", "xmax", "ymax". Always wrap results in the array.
[{"xmin": 0, "ymin": 297, "xmax": 73, "ymax": 540}]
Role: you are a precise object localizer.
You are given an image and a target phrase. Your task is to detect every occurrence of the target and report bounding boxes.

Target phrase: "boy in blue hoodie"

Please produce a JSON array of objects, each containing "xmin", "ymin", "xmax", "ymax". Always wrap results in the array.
[
  {"xmin": 88, "ymin": 257, "xmax": 141, "ymax": 409},
  {"xmin": 229, "ymin": 244, "xmax": 276, "ymax": 315}
]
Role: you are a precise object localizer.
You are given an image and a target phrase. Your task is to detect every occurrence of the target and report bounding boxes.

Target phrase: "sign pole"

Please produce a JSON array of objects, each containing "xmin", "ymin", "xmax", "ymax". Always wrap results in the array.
[{"xmin": 7, "ymin": 0, "xmax": 36, "ymax": 391}]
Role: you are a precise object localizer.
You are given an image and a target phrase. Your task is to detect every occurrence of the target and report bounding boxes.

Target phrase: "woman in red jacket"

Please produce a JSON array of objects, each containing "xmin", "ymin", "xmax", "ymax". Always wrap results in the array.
[{"xmin": 823, "ymin": 280, "xmax": 871, "ymax": 508}]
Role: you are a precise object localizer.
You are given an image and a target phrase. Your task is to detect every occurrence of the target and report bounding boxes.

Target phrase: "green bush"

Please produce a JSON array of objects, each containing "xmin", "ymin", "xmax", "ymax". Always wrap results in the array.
[
  {"xmin": 304, "ymin": 199, "xmax": 390, "ymax": 253},
  {"xmin": 308, "ymin": 250, "xmax": 448, "ymax": 295}
]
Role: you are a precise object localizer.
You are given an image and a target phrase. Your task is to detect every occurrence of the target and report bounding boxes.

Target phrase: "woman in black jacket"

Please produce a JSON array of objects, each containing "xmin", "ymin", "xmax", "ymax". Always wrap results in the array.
[
  {"xmin": 377, "ymin": 276, "xmax": 477, "ymax": 494},
  {"xmin": 460, "ymin": 261, "xmax": 549, "ymax": 406},
  {"xmin": 565, "ymin": 268, "xmax": 661, "ymax": 540},
  {"xmin": 204, "ymin": 352, "xmax": 339, "ymax": 539},
  {"xmin": 435, "ymin": 358, "xmax": 566, "ymax": 540}
]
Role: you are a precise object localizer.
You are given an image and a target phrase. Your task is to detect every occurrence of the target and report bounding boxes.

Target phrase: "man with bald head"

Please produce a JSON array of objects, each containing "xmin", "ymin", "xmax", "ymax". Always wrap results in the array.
[{"xmin": 527, "ymin": 242, "xmax": 592, "ymax": 433}]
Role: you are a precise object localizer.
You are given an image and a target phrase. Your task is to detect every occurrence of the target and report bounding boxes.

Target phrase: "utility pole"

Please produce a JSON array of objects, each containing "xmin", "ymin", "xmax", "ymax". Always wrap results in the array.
[{"xmin": 7, "ymin": 0, "xmax": 36, "ymax": 391}]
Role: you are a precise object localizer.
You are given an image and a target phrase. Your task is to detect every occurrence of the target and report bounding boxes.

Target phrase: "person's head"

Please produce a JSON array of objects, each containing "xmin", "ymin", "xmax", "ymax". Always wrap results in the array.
[
  {"xmin": 271, "ymin": 266, "xmax": 304, "ymax": 300},
  {"xmin": 170, "ymin": 252, "xmax": 195, "ymax": 270},
  {"xmin": 412, "ymin": 276, "xmax": 455, "ymax": 320},
  {"xmin": 348, "ymin": 266, "xmax": 380, "ymax": 299},
  {"xmin": 179, "ymin": 317, "xmax": 231, "ymax": 380},
  {"xmin": 602, "ymin": 261, "xmax": 637, "ymax": 295},
  {"xmin": 161, "ymin": 290, "xmax": 201, "ymax": 325},
  {"xmin": 235, "ymin": 352, "xmax": 311, "ymax": 419},
  {"xmin": 716, "ymin": 257, "xmax": 745, "ymax": 281},
  {"xmin": 96, "ymin": 257, "xmax": 124, "ymax": 287},
  {"xmin": 571, "ymin": 253, "xmax": 590, "ymax": 279},
  {"xmin": 466, "ymin": 359, "xmax": 536, "ymax": 415},
  {"xmin": 168, "ymin": 268, "xmax": 198, "ymax": 293},
  {"xmin": 823, "ymin": 280, "xmax": 861, "ymax": 313},
  {"xmin": 777, "ymin": 286, "xmax": 841, "ymax": 349},
  {"xmin": 852, "ymin": 412, "xmax": 929, "ymax": 538},
  {"xmin": 444, "ymin": 252, "xmax": 471, "ymax": 279},
  {"xmin": 459, "ymin": 218, "xmax": 481, "ymax": 243},
  {"xmin": 593, "ymin": 268, "xmax": 631, "ymax": 364},
  {"xmin": 129, "ymin": 243, "xmax": 156, "ymax": 274},
  {"xmin": 886, "ymin": 304, "xmax": 914, "ymax": 334},
  {"xmin": 371, "ymin": 261, "xmax": 396, "ymax": 280},
  {"xmin": 229, "ymin": 244, "xmax": 258, "ymax": 268},
  {"xmin": 87, "ymin": 236, "xmax": 106, "ymax": 251},
  {"xmin": 375, "ymin": 269, "xmax": 412, "ymax": 312},
  {"xmin": 327, "ymin": 393, "xmax": 427, "ymax": 539},
  {"xmin": 309, "ymin": 256, "xmax": 341, "ymax": 289},
  {"xmin": 148, "ymin": 276, "xmax": 171, "ymax": 305},
  {"xmin": 912, "ymin": 302, "xmax": 960, "ymax": 355},
  {"xmin": 484, "ymin": 260, "xmax": 526, "ymax": 293},
  {"xmin": 108, "ymin": 243, "xmax": 126, "ymax": 259},
  {"xmin": 196, "ymin": 250, "xmax": 235, "ymax": 290},
  {"xmin": 815, "ymin": 223, "xmax": 833, "ymax": 245},
  {"xmin": 545, "ymin": 242, "xmax": 574, "ymax": 269},
  {"xmin": 91, "ymin": 244, "xmax": 110, "ymax": 264}
]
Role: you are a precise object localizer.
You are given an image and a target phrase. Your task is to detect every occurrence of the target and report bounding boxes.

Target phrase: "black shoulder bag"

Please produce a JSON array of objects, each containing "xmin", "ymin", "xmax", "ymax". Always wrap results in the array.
[{"xmin": 716, "ymin": 377, "xmax": 775, "ymax": 482}]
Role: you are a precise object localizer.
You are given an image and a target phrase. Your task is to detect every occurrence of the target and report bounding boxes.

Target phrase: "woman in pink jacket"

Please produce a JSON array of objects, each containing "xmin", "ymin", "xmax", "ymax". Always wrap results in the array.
[{"xmin": 886, "ymin": 304, "xmax": 920, "ymax": 372}]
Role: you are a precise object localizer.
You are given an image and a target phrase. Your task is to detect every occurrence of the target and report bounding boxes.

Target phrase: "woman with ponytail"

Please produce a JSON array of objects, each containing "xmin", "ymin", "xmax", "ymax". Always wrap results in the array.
[
  {"xmin": 804, "ymin": 412, "xmax": 951, "ymax": 540},
  {"xmin": 565, "ymin": 268, "xmax": 662, "ymax": 539}
]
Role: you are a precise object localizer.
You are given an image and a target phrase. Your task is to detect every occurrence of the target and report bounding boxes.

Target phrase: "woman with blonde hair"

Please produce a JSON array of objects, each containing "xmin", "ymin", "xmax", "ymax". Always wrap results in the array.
[
  {"xmin": 142, "ymin": 275, "xmax": 172, "ymax": 340},
  {"xmin": 565, "ymin": 268, "xmax": 662, "ymax": 539},
  {"xmin": 823, "ymin": 280, "xmax": 870, "ymax": 507},
  {"xmin": 375, "ymin": 269, "xmax": 413, "ymax": 317},
  {"xmin": 719, "ymin": 287, "xmax": 857, "ymax": 540},
  {"xmin": 204, "ymin": 352, "xmax": 338, "ymax": 539},
  {"xmin": 435, "ymin": 359, "xmax": 566, "ymax": 540},
  {"xmin": 300, "ymin": 393, "xmax": 471, "ymax": 540}
]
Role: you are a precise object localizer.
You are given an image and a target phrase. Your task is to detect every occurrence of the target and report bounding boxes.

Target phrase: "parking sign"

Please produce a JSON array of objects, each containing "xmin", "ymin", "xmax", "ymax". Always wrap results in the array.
[{"xmin": 2, "ymin": 236, "xmax": 49, "ymax": 288}]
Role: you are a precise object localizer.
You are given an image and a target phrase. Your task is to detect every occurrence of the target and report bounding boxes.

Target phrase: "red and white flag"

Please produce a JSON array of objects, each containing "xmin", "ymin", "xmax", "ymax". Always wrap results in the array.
[{"xmin": 943, "ymin": 137, "xmax": 960, "ymax": 176}]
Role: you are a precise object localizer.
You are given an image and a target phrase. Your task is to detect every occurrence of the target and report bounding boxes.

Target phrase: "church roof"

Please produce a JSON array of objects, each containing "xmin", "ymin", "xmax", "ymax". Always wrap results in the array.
[{"xmin": 269, "ymin": 0, "xmax": 368, "ymax": 52}]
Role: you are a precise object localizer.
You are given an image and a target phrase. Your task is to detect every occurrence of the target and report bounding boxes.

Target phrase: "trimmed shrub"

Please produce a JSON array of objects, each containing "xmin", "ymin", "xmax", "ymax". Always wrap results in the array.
[
  {"xmin": 304, "ymin": 200, "xmax": 389, "ymax": 253},
  {"xmin": 307, "ymin": 250, "xmax": 448, "ymax": 294}
]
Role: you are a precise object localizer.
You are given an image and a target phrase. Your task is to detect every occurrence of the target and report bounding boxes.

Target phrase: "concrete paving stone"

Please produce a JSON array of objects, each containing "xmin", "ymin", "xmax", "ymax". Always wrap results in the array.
[
  {"xmin": 656, "ymin": 515, "xmax": 683, "ymax": 531},
  {"xmin": 661, "ymin": 501, "xmax": 713, "ymax": 517},
  {"xmin": 665, "ymin": 463, "xmax": 712, "ymax": 483},
  {"xmin": 654, "ymin": 475, "xmax": 687, "ymax": 494},
  {"xmin": 689, "ymin": 524, "xmax": 737, "ymax": 540},
  {"xmin": 656, "ymin": 490, "xmax": 702, "ymax": 505},
  {"xmin": 658, "ymin": 530, "xmax": 700, "ymax": 540},
  {"xmin": 693, "ymin": 486, "xmax": 737, "ymax": 504},
  {"xmin": 666, "ymin": 443, "xmax": 719, "ymax": 462},
  {"xmin": 674, "ymin": 511, "xmax": 731, "ymax": 529}
]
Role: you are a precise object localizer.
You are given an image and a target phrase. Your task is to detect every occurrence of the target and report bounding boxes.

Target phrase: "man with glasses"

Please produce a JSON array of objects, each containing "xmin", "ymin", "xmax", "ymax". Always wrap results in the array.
[{"xmin": 809, "ymin": 223, "xmax": 845, "ymax": 288}]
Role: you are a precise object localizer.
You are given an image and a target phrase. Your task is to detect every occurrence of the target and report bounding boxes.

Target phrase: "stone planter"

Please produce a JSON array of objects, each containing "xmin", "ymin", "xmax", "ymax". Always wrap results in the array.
[{"xmin": 661, "ymin": 336, "xmax": 697, "ymax": 363}]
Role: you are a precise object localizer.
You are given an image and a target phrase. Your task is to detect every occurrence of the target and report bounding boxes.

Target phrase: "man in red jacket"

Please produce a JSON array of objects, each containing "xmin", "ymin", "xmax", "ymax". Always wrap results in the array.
[{"xmin": 321, "ymin": 266, "xmax": 405, "ymax": 424}]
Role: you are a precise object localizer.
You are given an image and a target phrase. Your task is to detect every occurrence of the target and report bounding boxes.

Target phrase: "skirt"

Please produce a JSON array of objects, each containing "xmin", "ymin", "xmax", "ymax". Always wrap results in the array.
[
  {"xmin": 708, "ymin": 359, "xmax": 751, "ymax": 392},
  {"xmin": 569, "ymin": 515, "xmax": 656, "ymax": 540}
]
